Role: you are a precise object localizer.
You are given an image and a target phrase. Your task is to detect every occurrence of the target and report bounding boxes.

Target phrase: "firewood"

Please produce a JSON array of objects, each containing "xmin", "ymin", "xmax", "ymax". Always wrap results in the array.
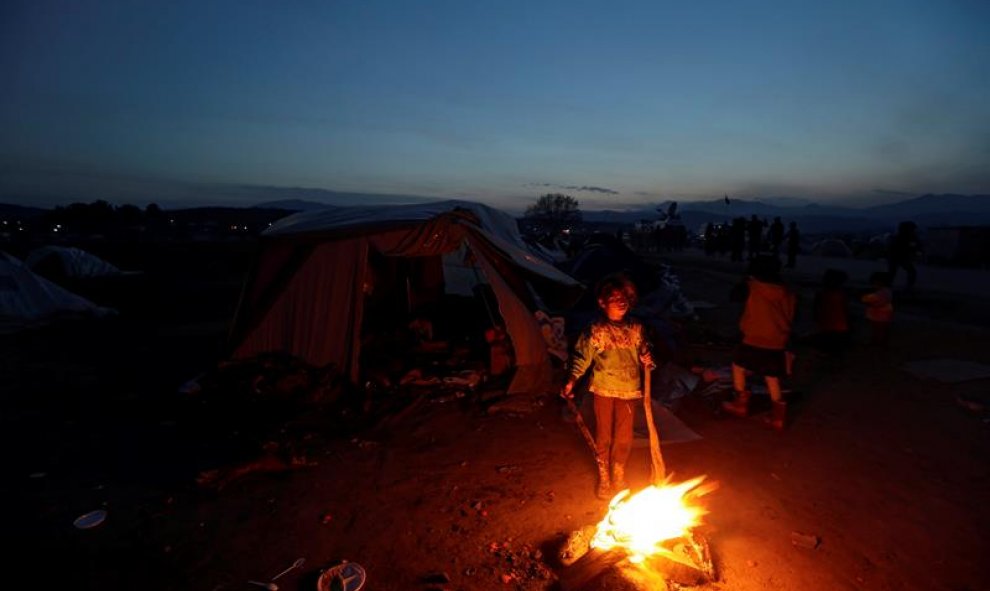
[{"xmin": 559, "ymin": 548, "xmax": 627, "ymax": 591}]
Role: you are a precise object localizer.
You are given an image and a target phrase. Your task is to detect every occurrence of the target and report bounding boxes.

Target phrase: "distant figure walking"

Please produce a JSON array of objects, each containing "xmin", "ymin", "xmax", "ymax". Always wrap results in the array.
[
  {"xmin": 730, "ymin": 217, "xmax": 746, "ymax": 262},
  {"xmin": 862, "ymin": 271, "xmax": 894, "ymax": 346},
  {"xmin": 768, "ymin": 217, "xmax": 785, "ymax": 257},
  {"xmin": 785, "ymin": 222, "xmax": 800, "ymax": 268},
  {"xmin": 703, "ymin": 222, "xmax": 716, "ymax": 255},
  {"xmin": 722, "ymin": 255, "xmax": 796, "ymax": 431},
  {"xmin": 887, "ymin": 221, "xmax": 921, "ymax": 291},
  {"xmin": 747, "ymin": 215, "xmax": 764, "ymax": 260}
]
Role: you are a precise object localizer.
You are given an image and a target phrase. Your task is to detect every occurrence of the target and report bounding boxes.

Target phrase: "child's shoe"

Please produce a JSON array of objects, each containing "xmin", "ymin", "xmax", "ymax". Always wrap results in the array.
[
  {"xmin": 763, "ymin": 400, "xmax": 787, "ymax": 431},
  {"xmin": 721, "ymin": 390, "xmax": 751, "ymax": 417}
]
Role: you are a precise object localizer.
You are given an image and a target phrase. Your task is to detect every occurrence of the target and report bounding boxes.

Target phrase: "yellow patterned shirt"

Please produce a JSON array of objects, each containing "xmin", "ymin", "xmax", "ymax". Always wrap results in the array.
[{"xmin": 568, "ymin": 317, "xmax": 648, "ymax": 399}]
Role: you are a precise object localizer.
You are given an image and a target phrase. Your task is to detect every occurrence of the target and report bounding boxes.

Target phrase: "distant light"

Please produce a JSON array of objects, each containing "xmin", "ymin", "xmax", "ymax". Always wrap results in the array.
[{"xmin": 53, "ymin": 227, "xmax": 59, "ymax": 232}]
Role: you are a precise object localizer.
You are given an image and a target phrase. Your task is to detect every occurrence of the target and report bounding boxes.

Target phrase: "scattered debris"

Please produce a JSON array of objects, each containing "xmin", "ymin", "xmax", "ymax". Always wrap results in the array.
[
  {"xmin": 486, "ymin": 395, "xmax": 540, "ymax": 415},
  {"xmin": 270, "ymin": 558, "xmax": 305, "ymax": 582},
  {"xmin": 488, "ymin": 539, "xmax": 554, "ymax": 585},
  {"xmin": 955, "ymin": 394, "xmax": 986, "ymax": 414},
  {"xmin": 196, "ymin": 445, "xmax": 316, "ymax": 491},
  {"xmin": 790, "ymin": 531, "xmax": 821, "ymax": 549},
  {"xmin": 73, "ymin": 509, "xmax": 107, "ymax": 529}
]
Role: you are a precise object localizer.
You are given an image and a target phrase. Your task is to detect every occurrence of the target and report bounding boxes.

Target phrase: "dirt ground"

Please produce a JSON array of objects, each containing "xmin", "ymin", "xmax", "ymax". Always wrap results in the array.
[{"xmin": 3, "ymin": 244, "xmax": 988, "ymax": 591}]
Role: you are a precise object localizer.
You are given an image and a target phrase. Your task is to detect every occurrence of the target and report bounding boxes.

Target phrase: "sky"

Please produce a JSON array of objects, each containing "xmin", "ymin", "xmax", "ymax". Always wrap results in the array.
[{"xmin": 1, "ymin": 0, "xmax": 989, "ymax": 211}]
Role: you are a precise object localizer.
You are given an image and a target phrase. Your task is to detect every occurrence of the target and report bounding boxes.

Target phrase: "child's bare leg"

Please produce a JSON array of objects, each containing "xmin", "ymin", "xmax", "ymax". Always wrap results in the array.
[
  {"xmin": 764, "ymin": 376, "xmax": 787, "ymax": 431},
  {"xmin": 731, "ymin": 363, "xmax": 747, "ymax": 392},
  {"xmin": 765, "ymin": 376, "xmax": 783, "ymax": 402},
  {"xmin": 723, "ymin": 364, "xmax": 752, "ymax": 417}
]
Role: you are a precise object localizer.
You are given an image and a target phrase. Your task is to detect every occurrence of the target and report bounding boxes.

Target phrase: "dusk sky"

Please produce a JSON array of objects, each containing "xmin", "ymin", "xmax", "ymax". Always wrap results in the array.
[{"xmin": 2, "ymin": 0, "xmax": 989, "ymax": 210}]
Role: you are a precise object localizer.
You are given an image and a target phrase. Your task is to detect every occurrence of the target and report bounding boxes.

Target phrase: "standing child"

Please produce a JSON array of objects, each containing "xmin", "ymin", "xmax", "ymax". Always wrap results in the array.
[
  {"xmin": 562, "ymin": 274, "xmax": 653, "ymax": 499},
  {"xmin": 722, "ymin": 255, "xmax": 797, "ymax": 431},
  {"xmin": 862, "ymin": 272, "xmax": 893, "ymax": 345},
  {"xmin": 813, "ymin": 269, "xmax": 850, "ymax": 356}
]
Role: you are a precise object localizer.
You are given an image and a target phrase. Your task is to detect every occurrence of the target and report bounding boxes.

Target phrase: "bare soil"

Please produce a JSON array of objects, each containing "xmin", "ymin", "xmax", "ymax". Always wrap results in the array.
[{"xmin": 3, "ymin": 244, "xmax": 988, "ymax": 591}]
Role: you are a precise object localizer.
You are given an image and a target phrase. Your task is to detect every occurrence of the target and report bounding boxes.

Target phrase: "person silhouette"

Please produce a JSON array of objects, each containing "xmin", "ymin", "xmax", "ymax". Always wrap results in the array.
[
  {"xmin": 887, "ymin": 221, "xmax": 921, "ymax": 291},
  {"xmin": 769, "ymin": 217, "xmax": 785, "ymax": 257},
  {"xmin": 784, "ymin": 222, "xmax": 800, "ymax": 268}
]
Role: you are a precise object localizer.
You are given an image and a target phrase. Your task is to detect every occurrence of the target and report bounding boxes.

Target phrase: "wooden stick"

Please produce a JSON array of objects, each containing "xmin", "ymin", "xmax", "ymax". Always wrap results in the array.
[
  {"xmin": 567, "ymin": 398, "xmax": 599, "ymax": 459},
  {"xmin": 642, "ymin": 362, "xmax": 666, "ymax": 484}
]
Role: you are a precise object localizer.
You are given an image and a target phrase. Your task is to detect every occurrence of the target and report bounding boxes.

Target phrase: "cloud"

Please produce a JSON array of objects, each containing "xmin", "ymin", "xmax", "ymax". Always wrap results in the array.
[{"xmin": 526, "ymin": 182, "xmax": 619, "ymax": 195}]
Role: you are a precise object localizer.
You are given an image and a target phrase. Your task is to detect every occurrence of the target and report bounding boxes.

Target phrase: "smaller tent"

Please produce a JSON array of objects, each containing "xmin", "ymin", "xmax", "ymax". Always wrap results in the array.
[
  {"xmin": 26, "ymin": 246, "xmax": 124, "ymax": 279},
  {"xmin": 0, "ymin": 252, "xmax": 111, "ymax": 329},
  {"xmin": 229, "ymin": 201, "xmax": 583, "ymax": 395}
]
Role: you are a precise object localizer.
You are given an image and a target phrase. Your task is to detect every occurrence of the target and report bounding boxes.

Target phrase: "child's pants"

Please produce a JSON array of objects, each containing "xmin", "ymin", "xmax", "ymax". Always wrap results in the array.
[{"xmin": 594, "ymin": 395, "xmax": 636, "ymax": 466}]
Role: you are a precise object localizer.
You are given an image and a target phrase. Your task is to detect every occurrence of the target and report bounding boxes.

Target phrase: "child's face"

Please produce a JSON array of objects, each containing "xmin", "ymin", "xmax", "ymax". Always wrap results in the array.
[{"xmin": 599, "ymin": 290, "xmax": 630, "ymax": 321}]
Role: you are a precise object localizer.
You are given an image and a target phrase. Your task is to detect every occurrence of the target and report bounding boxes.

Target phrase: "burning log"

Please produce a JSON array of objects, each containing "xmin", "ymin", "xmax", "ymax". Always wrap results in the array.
[{"xmin": 559, "ymin": 548, "xmax": 627, "ymax": 591}]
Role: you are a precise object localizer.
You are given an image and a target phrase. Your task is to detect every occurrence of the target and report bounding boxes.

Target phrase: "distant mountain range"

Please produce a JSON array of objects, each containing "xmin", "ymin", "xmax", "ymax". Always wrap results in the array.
[
  {"xmin": 4, "ymin": 191, "xmax": 989, "ymax": 235},
  {"xmin": 581, "ymin": 194, "xmax": 990, "ymax": 234}
]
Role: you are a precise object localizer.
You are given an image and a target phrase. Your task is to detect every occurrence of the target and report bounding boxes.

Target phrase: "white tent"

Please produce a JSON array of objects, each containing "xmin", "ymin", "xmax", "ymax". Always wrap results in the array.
[
  {"xmin": 26, "ymin": 246, "xmax": 123, "ymax": 278},
  {"xmin": 0, "ymin": 252, "xmax": 111, "ymax": 328}
]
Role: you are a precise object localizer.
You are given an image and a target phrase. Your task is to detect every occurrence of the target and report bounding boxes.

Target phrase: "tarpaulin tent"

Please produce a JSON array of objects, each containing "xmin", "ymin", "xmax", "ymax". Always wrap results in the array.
[{"xmin": 229, "ymin": 200, "xmax": 582, "ymax": 395}]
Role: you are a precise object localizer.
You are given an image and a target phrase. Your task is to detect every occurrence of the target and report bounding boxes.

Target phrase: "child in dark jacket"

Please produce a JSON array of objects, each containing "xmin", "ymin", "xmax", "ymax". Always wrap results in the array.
[
  {"xmin": 561, "ymin": 274, "xmax": 653, "ymax": 499},
  {"xmin": 722, "ymin": 256, "xmax": 796, "ymax": 431}
]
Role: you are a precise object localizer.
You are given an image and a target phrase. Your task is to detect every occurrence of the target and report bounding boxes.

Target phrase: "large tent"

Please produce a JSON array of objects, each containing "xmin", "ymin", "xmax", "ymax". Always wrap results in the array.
[{"xmin": 229, "ymin": 200, "xmax": 582, "ymax": 394}]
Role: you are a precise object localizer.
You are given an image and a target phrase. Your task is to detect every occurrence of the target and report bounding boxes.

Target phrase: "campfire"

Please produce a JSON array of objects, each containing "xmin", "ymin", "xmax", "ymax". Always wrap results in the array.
[{"xmin": 560, "ymin": 476, "xmax": 718, "ymax": 590}]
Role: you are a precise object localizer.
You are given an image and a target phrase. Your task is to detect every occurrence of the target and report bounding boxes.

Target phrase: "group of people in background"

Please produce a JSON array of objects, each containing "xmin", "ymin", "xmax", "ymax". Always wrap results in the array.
[
  {"xmin": 702, "ymin": 216, "xmax": 801, "ymax": 268},
  {"xmin": 719, "ymin": 252, "xmax": 899, "ymax": 434}
]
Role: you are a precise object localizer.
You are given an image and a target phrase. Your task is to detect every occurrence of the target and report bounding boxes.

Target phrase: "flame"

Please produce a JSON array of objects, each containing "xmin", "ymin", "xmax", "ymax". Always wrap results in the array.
[{"xmin": 591, "ymin": 476, "xmax": 710, "ymax": 563}]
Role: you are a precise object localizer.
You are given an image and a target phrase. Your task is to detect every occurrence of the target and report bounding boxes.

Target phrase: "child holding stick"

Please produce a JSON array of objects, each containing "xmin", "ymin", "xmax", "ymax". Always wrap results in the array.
[{"xmin": 562, "ymin": 274, "xmax": 653, "ymax": 499}]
